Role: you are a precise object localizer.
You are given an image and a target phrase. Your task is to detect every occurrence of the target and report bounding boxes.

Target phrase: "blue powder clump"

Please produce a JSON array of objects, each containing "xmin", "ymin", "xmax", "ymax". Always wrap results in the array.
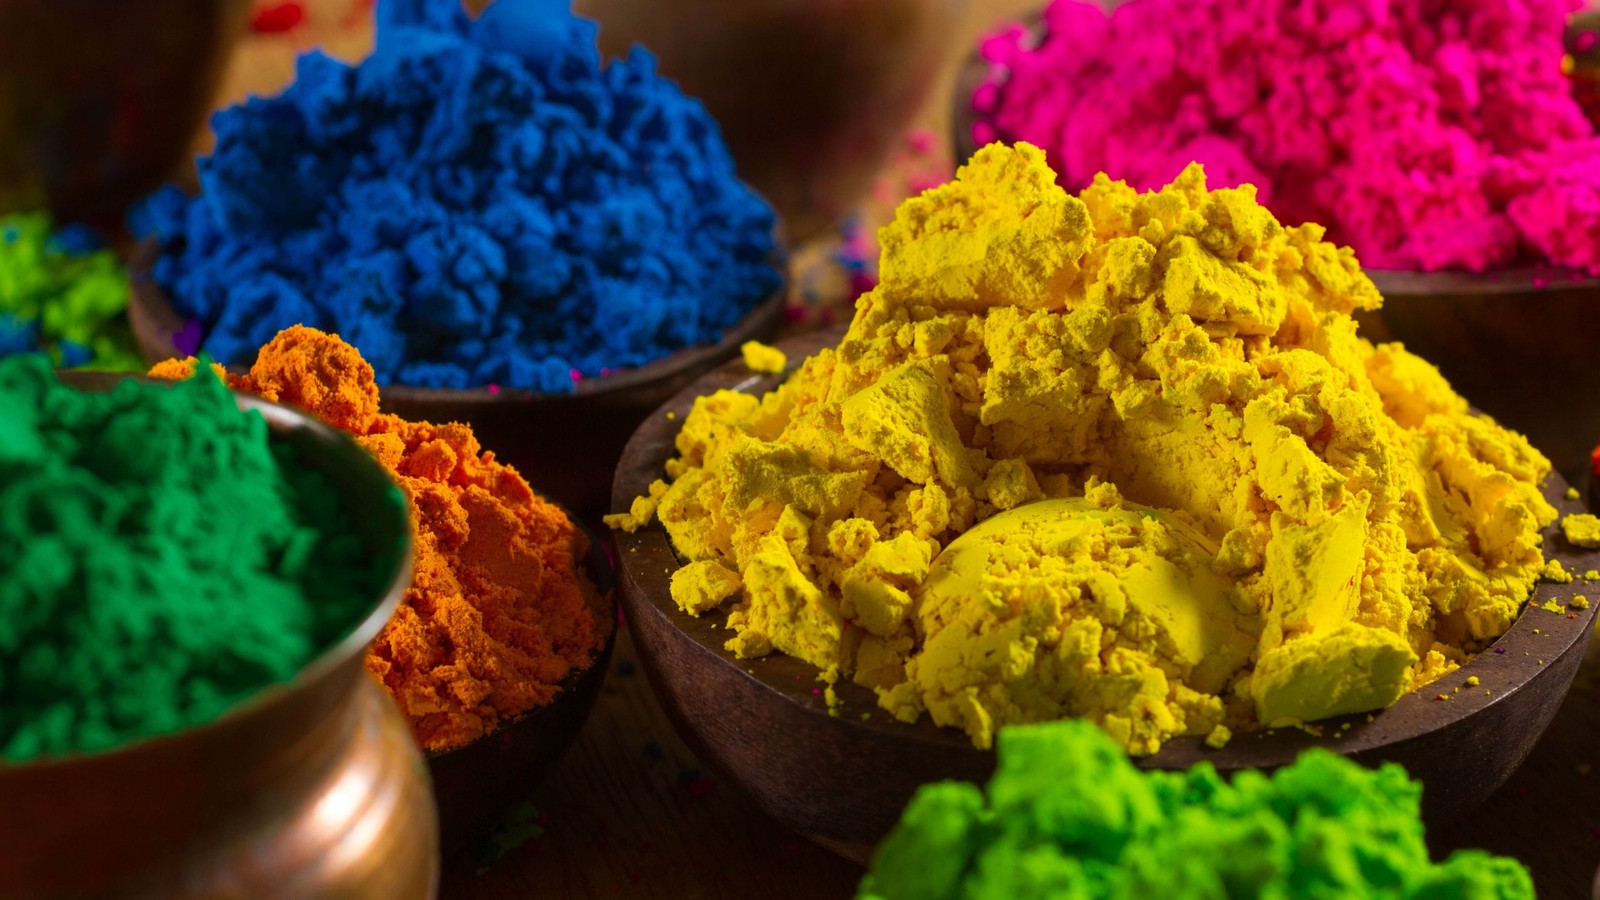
[{"xmin": 134, "ymin": 0, "xmax": 781, "ymax": 393}]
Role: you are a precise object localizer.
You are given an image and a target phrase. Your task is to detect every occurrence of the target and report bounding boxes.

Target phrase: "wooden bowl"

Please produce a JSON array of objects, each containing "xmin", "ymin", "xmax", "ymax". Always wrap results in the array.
[
  {"xmin": 1362, "ymin": 267, "xmax": 1600, "ymax": 484},
  {"xmin": 0, "ymin": 0, "xmax": 249, "ymax": 228},
  {"xmin": 425, "ymin": 523, "xmax": 618, "ymax": 864},
  {"xmin": 610, "ymin": 329, "xmax": 1600, "ymax": 864},
  {"xmin": 569, "ymin": 0, "xmax": 969, "ymax": 244},
  {"xmin": 127, "ymin": 242, "xmax": 786, "ymax": 519},
  {"xmin": 0, "ymin": 372, "xmax": 438, "ymax": 899}
]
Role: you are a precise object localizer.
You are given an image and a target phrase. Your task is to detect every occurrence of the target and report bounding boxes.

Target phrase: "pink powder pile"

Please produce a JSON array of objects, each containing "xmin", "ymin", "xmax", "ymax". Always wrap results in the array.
[{"xmin": 973, "ymin": 0, "xmax": 1600, "ymax": 273}]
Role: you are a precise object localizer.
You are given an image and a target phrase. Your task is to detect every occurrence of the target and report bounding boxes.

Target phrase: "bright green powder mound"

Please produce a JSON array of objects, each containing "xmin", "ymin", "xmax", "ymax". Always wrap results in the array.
[
  {"xmin": 0, "ymin": 355, "xmax": 400, "ymax": 762},
  {"xmin": 860, "ymin": 720, "xmax": 1534, "ymax": 900},
  {"xmin": 0, "ymin": 212, "xmax": 139, "ymax": 371}
]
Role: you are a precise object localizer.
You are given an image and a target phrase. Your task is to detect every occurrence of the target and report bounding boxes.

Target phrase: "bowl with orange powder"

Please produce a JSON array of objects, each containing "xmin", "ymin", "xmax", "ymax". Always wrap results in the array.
[{"xmin": 150, "ymin": 325, "xmax": 617, "ymax": 857}]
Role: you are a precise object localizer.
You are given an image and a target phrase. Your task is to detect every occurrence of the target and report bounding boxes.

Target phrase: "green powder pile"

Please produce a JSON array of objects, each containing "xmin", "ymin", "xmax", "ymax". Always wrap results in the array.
[
  {"xmin": 0, "ymin": 355, "xmax": 400, "ymax": 762},
  {"xmin": 860, "ymin": 720, "xmax": 1533, "ymax": 899},
  {"xmin": 0, "ymin": 212, "xmax": 139, "ymax": 371}
]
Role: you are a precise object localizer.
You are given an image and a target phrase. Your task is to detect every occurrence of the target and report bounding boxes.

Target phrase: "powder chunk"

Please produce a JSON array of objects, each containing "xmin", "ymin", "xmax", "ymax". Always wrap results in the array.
[
  {"xmin": 154, "ymin": 326, "xmax": 607, "ymax": 752},
  {"xmin": 626, "ymin": 144, "xmax": 1554, "ymax": 753},
  {"xmin": 0, "ymin": 355, "xmax": 393, "ymax": 761},
  {"xmin": 671, "ymin": 560, "xmax": 743, "ymax": 614},
  {"xmin": 134, "ymin": 0, "xmax": 780, "ymax": 392},
  {"xmin": 1562, "ymin": 512, "xmax": 1600, "ymax": 548},
  {"xmin": 741, "ymin": 341, "xmax": 787, "ymax": 374},
  {"xmin": 974, "ymin": 0, "xmax": 1600, "ymax": 273},
  {"xmin": 858, "ymin": 720, "xmax": 1534, "ymax": 899}
]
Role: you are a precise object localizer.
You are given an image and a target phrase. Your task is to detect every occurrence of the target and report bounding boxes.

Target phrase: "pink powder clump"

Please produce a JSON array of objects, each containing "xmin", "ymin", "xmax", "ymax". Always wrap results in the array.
[{"xmin": 974, "ymin": 0, "xmax": 1600, "ymax": 274}]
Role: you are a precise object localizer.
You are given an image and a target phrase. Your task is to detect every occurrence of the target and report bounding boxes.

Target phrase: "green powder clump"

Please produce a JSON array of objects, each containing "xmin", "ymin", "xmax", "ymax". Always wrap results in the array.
[
  {"xmin": 859, "ymin": 720, "xmax": 1533, "ymax": 899},
  {"xmin": 0, "ymin": 355, "xmax": 399, "ymax": 762},
  {"xmin": 0, "ymin": 212, "xmax": 139, "ymax": 371}
]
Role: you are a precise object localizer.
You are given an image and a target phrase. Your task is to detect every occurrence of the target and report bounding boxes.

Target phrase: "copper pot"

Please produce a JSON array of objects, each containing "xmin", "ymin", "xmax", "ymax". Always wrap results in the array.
[
  {"xmin": 0, "ymin": 0, "xmax": 250, "ymax": 228},
  {"xmin": 0, "ymin": 374, "xmax": 439, "ymax": 900},
  {"xmin": 571, "ymin": 0, "xmax": 968, "ymax": 243}
]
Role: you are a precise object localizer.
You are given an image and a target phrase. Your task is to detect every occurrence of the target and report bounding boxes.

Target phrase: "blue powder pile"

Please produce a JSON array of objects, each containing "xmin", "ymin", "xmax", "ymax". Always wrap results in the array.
[{"xmin": 135, "ymin": 0, "xmax": 781, "ymax": 393}]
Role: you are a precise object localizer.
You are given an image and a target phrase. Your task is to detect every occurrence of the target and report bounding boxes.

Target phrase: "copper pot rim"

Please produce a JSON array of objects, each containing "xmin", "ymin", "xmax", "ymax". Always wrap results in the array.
[{"xmin": 0, "ymin": 374, "xmax": 415, "ymax": 773}]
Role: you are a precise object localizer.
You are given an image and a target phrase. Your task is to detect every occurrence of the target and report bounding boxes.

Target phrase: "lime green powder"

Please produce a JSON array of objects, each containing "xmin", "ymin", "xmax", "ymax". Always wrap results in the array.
[
  {"xmin": 0, "ymin": 356, "xmax": 400, "ymax": 762},
  {"xmin": 0, "ymin": 212, "xmax": 139, "ymax": 370},
  {"xmin": 860, "ymin": 720, "xmax": 1533, "ymax": 899}
]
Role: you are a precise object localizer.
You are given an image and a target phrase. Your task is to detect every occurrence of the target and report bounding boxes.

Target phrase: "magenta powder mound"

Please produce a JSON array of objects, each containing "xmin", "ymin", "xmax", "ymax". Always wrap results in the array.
[{"xmin": 973, "ymin": 0, "xmax": 1600, "ymax": 273}]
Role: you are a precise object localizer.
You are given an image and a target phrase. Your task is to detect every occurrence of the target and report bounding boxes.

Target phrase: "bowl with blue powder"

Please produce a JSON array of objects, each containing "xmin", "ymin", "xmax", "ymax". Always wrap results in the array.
[{"xmin": 130, "ymin": 0, "xmax": 785, "ymax": 514}]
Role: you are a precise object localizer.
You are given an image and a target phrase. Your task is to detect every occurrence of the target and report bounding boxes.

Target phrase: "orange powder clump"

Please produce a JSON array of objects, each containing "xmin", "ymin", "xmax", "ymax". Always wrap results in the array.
[{"xmin": 151, "ymin": 326, "xmax": 610, "ymax": 752}]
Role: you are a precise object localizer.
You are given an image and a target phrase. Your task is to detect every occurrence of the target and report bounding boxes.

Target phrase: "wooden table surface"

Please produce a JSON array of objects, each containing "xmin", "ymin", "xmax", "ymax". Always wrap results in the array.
[
  {"xmin": 217, "ymin": 3, "xmax": 1600, "ymax": 897},
  {"xmin": 439, "ymin": 616, "xmax": 1600, "ymax": 900}
]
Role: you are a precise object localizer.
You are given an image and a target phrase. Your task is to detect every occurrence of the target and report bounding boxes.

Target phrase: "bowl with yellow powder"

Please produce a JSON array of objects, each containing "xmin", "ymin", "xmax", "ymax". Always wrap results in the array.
[
  {"xmin": 149, "ymin": 325, "xmax": 618, "ymax": 858},
  {"xmin": 129, "ymin": 248, "xmax": 787, "ymax": 517},
  {"xmin": 1, "ymin": 362, "xmax": 437, "ymax": 898},
  {"xmin": 608, "ymin": 143, "xmax": 1600, "ymax": 861}
]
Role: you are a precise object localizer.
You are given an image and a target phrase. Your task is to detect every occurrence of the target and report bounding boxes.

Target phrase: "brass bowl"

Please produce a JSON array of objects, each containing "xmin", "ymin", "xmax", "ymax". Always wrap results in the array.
[
  {"xmin": 425, "ymin": 522, "xmax": 618, "ymax": 863},
  {"xmin": 127, "ymin": 242, "xmax": 787, "ymax": 518},
  {"xmin": 611, "ymin": 328, "xmax": 1600, "ymax": 863},
  {"xmin": 0, "ymin": 0, "xmax": 250, "ymax": 226},
  {"xmin": 1362, "ymin": 267, "xmax": 1600, "ymax": 484},
  {"xmin": 0, "ymin": 372, "xmax": 439, "ymax": 899},
  {"xmin": 572, "ymin": 0, "xmax": 969, "ymax": 243}
]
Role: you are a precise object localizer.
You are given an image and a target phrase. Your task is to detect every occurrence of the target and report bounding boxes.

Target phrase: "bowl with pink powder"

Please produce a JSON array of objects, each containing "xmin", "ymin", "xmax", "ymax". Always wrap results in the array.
[{"xmin": 958, "ymin": 0, "xmax": 1600, "ymax": 476}]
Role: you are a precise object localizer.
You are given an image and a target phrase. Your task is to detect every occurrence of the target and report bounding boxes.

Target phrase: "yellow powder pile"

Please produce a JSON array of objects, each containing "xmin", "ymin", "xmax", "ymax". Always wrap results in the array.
[{"xmin": 610, "ymin": 143, "xmax": 1556, "ymax": 754}]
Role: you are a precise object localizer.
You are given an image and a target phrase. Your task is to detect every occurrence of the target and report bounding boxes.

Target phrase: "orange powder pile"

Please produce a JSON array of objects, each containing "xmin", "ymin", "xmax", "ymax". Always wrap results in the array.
[{"xmin": 151, "ymin": 326, "xmax": 609, "ymax": 752}]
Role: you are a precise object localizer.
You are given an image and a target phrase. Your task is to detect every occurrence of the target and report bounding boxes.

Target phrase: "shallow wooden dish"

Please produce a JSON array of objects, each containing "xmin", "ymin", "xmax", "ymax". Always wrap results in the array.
[
  {"xmin": 425, "ymin": 522, "xmax": 618, "ymax": 865},
  {"xmin": 127, "ymin": 242, "xmax": 786, "ymax": 518},
  {"xmin": 611, "ymin": 329, "xmax": 1600, "ymax": 864},
  {"xmin": 1361, "ymin": 267, "xmax": 1600, "ymax": 485}
]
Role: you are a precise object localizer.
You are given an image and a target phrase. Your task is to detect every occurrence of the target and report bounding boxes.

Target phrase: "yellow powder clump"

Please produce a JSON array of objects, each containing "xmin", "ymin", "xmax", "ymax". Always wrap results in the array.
[
  {"xmin": 740, "ymin": 340, "xmax": 787, "ymax": 374},
  {"xmin": 613, "ymin": 143, "xmax": 1556, "ymax": 753},
  {"xmin": 1561, "ymin": 513, "xmax": 1600, "ymax": 548}
]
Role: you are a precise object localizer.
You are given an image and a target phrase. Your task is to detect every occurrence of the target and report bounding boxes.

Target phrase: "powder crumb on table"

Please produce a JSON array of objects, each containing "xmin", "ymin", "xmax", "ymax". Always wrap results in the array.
[{"xmin": 1561, "ymin": 513, "xmax": 1600, "ymax": 548}]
